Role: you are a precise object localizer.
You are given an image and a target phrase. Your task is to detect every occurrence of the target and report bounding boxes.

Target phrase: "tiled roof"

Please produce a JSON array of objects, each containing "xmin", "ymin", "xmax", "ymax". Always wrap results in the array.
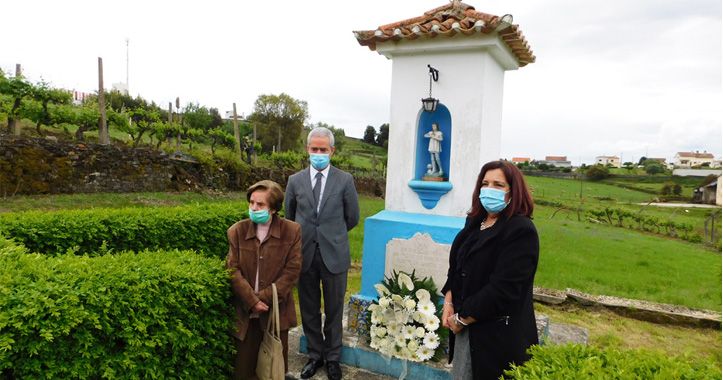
[
  {"xmin": 545, "ymin": 156, "xmax": 567, "ymax": 162},
  {"xmin": 353, "ymin": 0, "xmax": 535, "ymax": 67},
  {"xmin": 677, "ymin": 152, "xmax": 715, "ymax": 159},
  {"xmin": 512, "ymin": 157, "xmax": 531, "ymax": 163}
]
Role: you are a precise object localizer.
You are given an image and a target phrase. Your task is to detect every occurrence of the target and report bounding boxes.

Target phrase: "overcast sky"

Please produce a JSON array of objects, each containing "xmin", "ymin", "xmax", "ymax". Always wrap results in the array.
[{"xmin": 1, "ymin": 0, "xmax": 720, "ymax": 165}]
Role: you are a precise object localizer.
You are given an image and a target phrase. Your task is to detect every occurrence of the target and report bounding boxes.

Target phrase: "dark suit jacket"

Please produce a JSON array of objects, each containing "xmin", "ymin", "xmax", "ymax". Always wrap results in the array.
[
  {"xmin": 441, "ymin": 214, "xmax": 539, "ymax": 380},
  {"xmin": 284, "ymin": 166, "xmax": 360, "ymax": 274},
  {"xmin": 226, "ymin": 215, "xmax": 302, "ymax": 341}
]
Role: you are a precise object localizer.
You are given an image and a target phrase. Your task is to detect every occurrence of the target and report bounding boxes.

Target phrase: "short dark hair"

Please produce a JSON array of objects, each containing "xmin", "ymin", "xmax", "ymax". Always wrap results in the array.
[
  {"xmin": 468, "ymin": 160, "xmax": 534, "ymax": 219},
  {"xmin": 246, "ymin": 180, "xmax": 284, "ymax": 212}
]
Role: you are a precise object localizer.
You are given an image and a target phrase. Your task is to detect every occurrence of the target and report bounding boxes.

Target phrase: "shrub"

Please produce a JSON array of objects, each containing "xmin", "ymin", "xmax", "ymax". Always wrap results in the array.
[
  {"xmin": 0, "ymin": 203, "xmax": 247, "ymax": 258},
  {"xmin": 0, "ymin": 247, "xmax": 234, "ymax": 379},
  {"xmin": 504, "ymin": 344, "xmax": 720, "ymax": 379},
  {"xmin": 585, "ymin": 165, "xmax": 610, "ymax": 181}
]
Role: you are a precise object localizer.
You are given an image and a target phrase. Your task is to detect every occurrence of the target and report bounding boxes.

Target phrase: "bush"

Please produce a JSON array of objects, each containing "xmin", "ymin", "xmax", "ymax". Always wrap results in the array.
[
  {"xmin": 585, "ymin": 165, "xmax": 610, "ymax": 181},
  {"xmin": 0, "ymin": 246, "xmax": 234, "ymax": 379},
  {"xmin": 269, "ymin": 150, "xmax": 304, "ymax": 170},
  {"xmin": 0, "ymin": 203, "xmax": 247, "ymax": 258},
  {"xmin": 504, "ymin": 344, "xmax": 720, "ymax": 379}
]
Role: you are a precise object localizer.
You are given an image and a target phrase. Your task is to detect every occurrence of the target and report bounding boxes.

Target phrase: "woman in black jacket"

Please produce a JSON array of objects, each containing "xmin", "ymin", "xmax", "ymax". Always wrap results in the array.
[{"xmin": 441, "ymin": 160, "xmax": 539, "ymax": 380}]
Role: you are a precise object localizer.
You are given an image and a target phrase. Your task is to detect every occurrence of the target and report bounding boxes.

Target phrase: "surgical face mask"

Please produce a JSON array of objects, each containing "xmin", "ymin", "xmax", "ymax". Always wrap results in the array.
[
  {"xmin": 478, "ymin": 188, "xmax": 509, "ymax": 214},
  {"xmin": 310, "ymin": 153, "xmax": 330, "ymax": 170},
  {"xmin": 248, "ymin": 208, "xmax": 271, "ymax": 224}
]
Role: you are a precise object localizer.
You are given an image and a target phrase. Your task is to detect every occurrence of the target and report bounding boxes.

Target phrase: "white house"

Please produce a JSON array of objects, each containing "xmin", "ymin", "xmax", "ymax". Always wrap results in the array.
[
  {"xmin": 674, "ymin": 151, "xmax": 716, "ymax": 167},
  {"xmin": 595, "ymin": 155, "xmax": 621, "ymax": 168}
]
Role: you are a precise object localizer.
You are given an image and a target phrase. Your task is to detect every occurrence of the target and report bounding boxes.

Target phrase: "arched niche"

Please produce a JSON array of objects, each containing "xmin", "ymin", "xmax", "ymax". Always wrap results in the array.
[
  {"xmin": 414, "ymin": 104, "xmax": 452, "ymax": 180},
  {"xmin": 408, "ymin": 103, "xmax": 453, "ymax": 209}
]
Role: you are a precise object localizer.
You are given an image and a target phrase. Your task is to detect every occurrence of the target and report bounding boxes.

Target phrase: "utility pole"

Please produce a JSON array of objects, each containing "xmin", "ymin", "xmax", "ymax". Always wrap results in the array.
[
  {"xmin": 232, "ymin": 103, "xmax": 241, "ymax": 156},
  {"xmin": 97, "ymin": 57, "xmax": 109, "ymax": 145}
]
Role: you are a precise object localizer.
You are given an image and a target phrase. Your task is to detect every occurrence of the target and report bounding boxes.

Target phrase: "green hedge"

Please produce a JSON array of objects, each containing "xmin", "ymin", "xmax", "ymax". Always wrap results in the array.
[
  {"xmin": 0, "ymin": 244, "xmax": 235, "ymax": 379},
  {"xmin": 504, "ymin": 344, "xmax": 720, "ymax": 380},
  {"xmin": 0, "ymin": 203, "xmax": 247, "ymax": 258}
]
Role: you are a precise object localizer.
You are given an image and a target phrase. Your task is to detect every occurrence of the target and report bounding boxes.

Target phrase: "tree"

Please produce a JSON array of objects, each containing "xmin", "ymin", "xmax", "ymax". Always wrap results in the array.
[
  {"xmin": 363, "ymin": 125, "xmax": 376, "ymax": 145},
  {"xmin": 585, "ymin": 164, "xmax": 610, "ymax": 180},
  {"xmin": 643, "ymin": 159, "xmax": 665, "ymax": 175},
  {"xmin": 0, "ymin": 74, "xmax": 33, "ymax": 135},
  {"xmin": 637, "ymin": 156, "xmax": 648, "ymax": 166},
  {"xmin": 249, "ymin": 93, "xmax": 308, "ymax": 152},
  {"xmin": 623, "ymin": 162, "xmax": 634, "ymax": 172},
  {"xmin": 208, "ymin": 128, "xmax": 236, "ymax": 154},
  {"xmin": 29, "ymin": 83, "xmax": 72, "ymax": 135},
  {"xmin": 376, "ymin": 123, "xmax": 389, "ymax": 147}
]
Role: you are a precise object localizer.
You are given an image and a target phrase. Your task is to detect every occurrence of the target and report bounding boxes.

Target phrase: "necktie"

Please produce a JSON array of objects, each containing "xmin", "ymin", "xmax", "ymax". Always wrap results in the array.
[{"xmin": 313, "ymin": 172, "xmax": 323, "ymax": 212}]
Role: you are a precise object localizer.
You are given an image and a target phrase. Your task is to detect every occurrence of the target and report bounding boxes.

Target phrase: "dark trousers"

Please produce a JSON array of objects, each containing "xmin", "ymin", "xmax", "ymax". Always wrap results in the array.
[
  {"xmin": 233, "ymin": 318, "xmax": 289, "ymax": 380},
  {"xmin": 298, "ymin": 248, "xmax": 348, "ymax": 362}
]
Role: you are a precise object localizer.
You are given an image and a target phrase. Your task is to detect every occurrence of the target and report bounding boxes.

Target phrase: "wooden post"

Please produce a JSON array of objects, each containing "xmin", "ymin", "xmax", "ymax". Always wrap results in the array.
[
  {"xmin": 232, "ymin": 103, "xmax": 241, "ymax": 156},
  {"xmin": 253, "ymin": 122, "xmax": 257, "ymax": 164},
  {"xmin": 167, "ymin": 102, "xmax": 173, "ymax": 145},
  {"xmin": 10, "ymin": 64, "xmax": 22, "ymax": 135},
  {"xmin": 175, "ymin": 97, "xmax": 181, "ymax": 150},
  {"xmin": 97, "ymin": 57, "xmax": 109, "ymax": 145}
]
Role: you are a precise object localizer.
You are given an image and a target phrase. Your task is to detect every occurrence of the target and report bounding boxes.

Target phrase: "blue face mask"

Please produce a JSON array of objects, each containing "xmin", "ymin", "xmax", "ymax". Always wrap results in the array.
[
  {"xmin": 478, "ymin": 188, "xmax": 509, "ymax": 214},
  {"xmin": 309, "ymin": 153, "xmax": 330, "ymax": 170},
  {"xmin": 248, "ymin": 208, "xmax": 271, "ymax": 224}
]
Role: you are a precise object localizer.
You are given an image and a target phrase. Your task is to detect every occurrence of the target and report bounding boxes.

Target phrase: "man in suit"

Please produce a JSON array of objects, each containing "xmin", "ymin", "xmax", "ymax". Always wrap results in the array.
[{"xmin": 285, "ymin": 127, "xmax": 360, "ymax": 380}]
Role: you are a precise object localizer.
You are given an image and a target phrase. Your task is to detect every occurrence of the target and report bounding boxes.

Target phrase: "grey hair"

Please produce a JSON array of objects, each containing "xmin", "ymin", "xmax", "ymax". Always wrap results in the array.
[{"xmin": 307, "ymin": 127, "xmax": 335, "ymax": 147}]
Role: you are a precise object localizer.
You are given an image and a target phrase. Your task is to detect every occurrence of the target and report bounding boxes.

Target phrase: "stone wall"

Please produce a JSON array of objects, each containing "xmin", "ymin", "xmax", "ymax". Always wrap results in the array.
[{"xmin": 0, "ymin": 135, "xmax": 385, "ymax": 197}]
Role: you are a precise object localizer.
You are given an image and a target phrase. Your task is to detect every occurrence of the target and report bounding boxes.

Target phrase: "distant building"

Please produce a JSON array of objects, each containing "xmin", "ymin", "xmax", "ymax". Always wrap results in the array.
[
  {"xmin": 224, "ymin": 111, "xmax": 244, "ymax": 120},
  {"xmin": 674, "ymin": 151, "xmax": 715, "ymax": 167},
  {"xmin": 698, "ymin": 175, "xmax": 721, "ymax": 205},
  {"xmin": 539, "ymin": 156, "xmax": 572, "ymax": 168},
  {"xmin": 111, "ymin": 82, "xmax": 128, "ymax": 95},
  {"xmin": 595, "ymin": 155, "xmax": 621, "ymax": 168},
  {"xmin": 71, "ymin": 90, "xmax": 93, "ymax": 105},
  {"xmin": 512, "ymin": 157, "xmax": 531, "ymax": 164}
]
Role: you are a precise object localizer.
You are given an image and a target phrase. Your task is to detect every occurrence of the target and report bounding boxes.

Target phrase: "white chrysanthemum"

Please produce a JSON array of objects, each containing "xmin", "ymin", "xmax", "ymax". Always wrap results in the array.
[
  {"xmin": 412, "ymin": 311, "xmax": 424, "ymax": 323},
  {"xmin": 367, "ymin": 303, "xmax": 379, "ymax": 313},
  {"xmin": 415, "ymin": 288, "xmax": 431, "ymax": 302},
  {"xmin": 383, "ymin": 309, "xmax": 396, "ymax": 324},
  {"xmin": 378, "ymin": 296, "xmax": 390, "ymax": 308},
  {"xmin": 415, "ymin": 327, "xmax": 426, "ymax": 338},
  {"xmin": 424, "ymin": 315, "xmax": 440, "ymax": 332},
  {"xmin": 407, "ymin": 338, "xmax": 419, "ymax": 352},
  {"xmin": 375, "ymin": 283, "xmax": 390, "ymax": 297},
  {"xmin": 417, "ymin": 301, "xmax": 436, "ymax": 316},
  {"xmin": 376, "ymin": 326, "xmax": 387, "ymax": 338},
  {"xmin": 403, "ymin": 325, "xmax": 416, "ymax": 339},
  {"xmin": 398, "ymin": 272, "xmax": 415, "ymax": 291},
  {"xmin": 370, "ymin": 312, "xmax": 381, "ymax": 325},
  {"xmin": 417, "ymin": 346, "xmax": 434, "ymax": 361},
  {"xmin": 391, "ymin": 294, "xmax": 403, "ymax": 305},
  {"xmin": 394, "ymin": 310, "xmax": 409, "ymax": 324},
  {"xmin": 404, "ymin": 298, "xmax": 416, "ymax": 311},
  {"xmin": 370, "ymin": 336, "xmax": 380, "ymax": 349},
  {"xmin": 423, "ymin": 333, "xmax": 440, "ymax": 349},
  {"xmin": 394, "ymin": 333, "xmax": 407, "ymax": 347}
]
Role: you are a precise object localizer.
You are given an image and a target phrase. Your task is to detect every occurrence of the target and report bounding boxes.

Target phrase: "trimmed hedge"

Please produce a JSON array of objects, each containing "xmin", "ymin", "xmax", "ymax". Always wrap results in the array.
[
  {"xmin": 0, "ymin": 244, "xmax": 235, "ymax": 379},
  {"xmin": 0, "ymin": 203, "xmax": 247, "ymax": 258},
  {"xmin": 504, "ymin": 344, "xmax": 720, "ymax": 380}
]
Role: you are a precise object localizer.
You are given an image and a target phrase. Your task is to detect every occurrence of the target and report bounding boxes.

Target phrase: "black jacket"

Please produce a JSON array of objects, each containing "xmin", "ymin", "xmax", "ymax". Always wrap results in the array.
[{"xmin": 441, "ymin": 214, "xmax": 539, "ymax": 380}]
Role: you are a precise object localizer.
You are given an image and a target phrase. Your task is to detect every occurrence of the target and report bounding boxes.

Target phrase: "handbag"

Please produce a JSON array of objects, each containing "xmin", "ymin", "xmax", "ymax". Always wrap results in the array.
[{"xmin": 256, "ymin": 283, "xmax": 285, "ymax": 380}]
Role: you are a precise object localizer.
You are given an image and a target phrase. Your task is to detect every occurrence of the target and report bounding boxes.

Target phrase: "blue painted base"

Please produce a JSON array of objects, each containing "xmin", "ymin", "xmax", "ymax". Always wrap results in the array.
[
  {"xmin": 299, "ymin": 334, "xmax": 452, "ymax": 380},
  {"xmin": 358, "ymin": 210, "xmax": 465, "ymax": 300}
]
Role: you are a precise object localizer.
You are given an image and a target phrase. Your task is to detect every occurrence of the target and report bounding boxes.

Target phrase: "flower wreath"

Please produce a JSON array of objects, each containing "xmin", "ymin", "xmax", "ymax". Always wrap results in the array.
[{"xmin": 367, "ymin": 270, "xmax": 448, "ymax": 362}]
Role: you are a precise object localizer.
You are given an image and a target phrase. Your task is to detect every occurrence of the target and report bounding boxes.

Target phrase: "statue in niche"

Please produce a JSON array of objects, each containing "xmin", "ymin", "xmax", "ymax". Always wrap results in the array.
[{"xmin": 424, "ymin": 123, "xmax": 443, "ymax": 177}]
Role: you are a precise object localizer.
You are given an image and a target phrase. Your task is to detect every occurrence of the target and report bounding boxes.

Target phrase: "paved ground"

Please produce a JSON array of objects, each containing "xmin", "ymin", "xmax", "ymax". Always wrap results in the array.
[{"xmin": 286, "ymin": 327, "xmax": 394, "ymax": 380}]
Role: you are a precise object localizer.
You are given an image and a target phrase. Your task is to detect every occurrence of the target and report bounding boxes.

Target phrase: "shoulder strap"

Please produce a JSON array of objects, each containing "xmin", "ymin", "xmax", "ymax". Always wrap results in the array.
[{"xmin": 265, "ymin": 283, "xmax": 281, "ymax": 338}]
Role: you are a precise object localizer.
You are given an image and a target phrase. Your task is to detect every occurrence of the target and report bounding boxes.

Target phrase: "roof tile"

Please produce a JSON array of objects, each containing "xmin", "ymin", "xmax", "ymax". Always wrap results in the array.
[{"xmin": 354, "ymin": 1, "xmax": 535, "ymax": 66}]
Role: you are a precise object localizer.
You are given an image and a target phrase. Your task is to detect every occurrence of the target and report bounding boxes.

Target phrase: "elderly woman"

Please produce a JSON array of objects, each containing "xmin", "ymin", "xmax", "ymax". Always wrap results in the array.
[
  {"xmin": 441, "ymin": 161, "xmax": 539, "ymax": 380},
  {"xmin": 226, "ymin": 180, "xmax": 302, "ymax": 380}
]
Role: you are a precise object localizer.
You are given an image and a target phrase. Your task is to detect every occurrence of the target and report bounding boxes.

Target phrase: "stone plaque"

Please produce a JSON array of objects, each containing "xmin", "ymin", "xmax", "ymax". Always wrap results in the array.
[{"xmin": 384, "ymin": 233, "xmax": 450, "ymax": 294}]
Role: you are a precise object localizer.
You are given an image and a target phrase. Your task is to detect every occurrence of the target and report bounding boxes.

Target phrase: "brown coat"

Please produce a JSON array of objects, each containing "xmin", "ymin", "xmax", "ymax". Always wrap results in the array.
[{"xmin": 226, "ymin": 214, "xmax": 302, "ymax": 341}]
